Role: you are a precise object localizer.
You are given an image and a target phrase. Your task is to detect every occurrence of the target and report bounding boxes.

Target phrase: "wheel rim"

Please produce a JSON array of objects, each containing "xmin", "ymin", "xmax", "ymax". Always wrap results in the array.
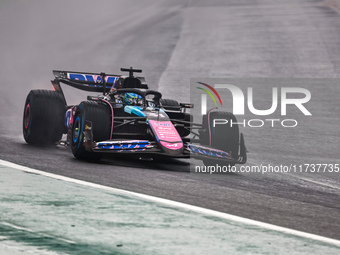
[
  {"xmin": 73, "ymin": 116, "xmax": 81, "ymax": 143},
  {"xmin": 24, "ymin": 104, "xmax": 31, "ymax": 129}
]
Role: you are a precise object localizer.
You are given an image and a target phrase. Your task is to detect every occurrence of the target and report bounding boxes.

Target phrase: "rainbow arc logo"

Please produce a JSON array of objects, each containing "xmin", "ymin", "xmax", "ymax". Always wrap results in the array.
[
  {"xmin": 196, "ymin": 82, "xmax": 223, "ymax": 107},
  {"xmin": 196, "ymin": 82, "xmax": 223, "ymax": 114}
]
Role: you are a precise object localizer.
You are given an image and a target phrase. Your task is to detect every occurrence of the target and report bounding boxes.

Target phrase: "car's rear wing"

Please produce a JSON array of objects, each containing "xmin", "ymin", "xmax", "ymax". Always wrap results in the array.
[
  {"xmin": 52, "ymin": 70, "xmax": 121, "ymax": 93},
  {"xmin": 52, "ymin": 70, "xmax": 148, "ymax": 94}
]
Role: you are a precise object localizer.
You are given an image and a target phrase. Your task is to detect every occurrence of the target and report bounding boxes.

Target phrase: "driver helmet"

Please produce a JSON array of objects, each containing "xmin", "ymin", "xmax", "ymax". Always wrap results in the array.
[{"xmin": 124, "ymin": 93, "xmax": 143, "ymax": 105}]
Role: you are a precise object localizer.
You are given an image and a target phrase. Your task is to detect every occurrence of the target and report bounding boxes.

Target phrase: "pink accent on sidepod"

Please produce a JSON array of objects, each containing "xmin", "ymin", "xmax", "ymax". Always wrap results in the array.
[{"xmin": 149, "ymin": 120, "xmax": 183, "ymax": 150}]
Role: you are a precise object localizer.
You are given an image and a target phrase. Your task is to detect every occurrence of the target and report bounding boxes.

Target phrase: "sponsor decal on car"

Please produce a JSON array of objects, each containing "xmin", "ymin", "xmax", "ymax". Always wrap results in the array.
[
  {"xmin": 187, "ymin": 144, "xmax": 231, "ymax": 159},
  {"xmin": 67, "ymin": 73, "xmax": 119, "ymax": 84},
  {"xmin": 95, "ymin": 140, "xmax": 152, "ymax": 152},
  {"xmin": 148, "ymin": 120, "xmax": 183, "ymax": 150}
]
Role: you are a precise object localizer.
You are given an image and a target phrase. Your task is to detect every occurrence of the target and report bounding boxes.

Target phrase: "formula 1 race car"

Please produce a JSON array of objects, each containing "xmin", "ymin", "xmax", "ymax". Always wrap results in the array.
[{"xmin": 23, "ymin": 67, "xmax": 247, "ymax": 166}]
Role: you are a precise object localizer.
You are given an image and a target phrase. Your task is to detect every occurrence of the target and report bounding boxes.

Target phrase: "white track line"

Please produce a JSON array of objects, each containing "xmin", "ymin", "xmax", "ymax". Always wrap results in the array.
[{"xmin": 1, "ymin": 159, "xmax": 339, "ymax": 247}]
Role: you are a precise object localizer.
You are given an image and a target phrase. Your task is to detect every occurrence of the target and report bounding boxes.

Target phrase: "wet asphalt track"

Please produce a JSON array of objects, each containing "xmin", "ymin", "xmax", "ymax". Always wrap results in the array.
[{"xmin": 0, "ymin": 0, "xmax": 339, "ymax": 240}]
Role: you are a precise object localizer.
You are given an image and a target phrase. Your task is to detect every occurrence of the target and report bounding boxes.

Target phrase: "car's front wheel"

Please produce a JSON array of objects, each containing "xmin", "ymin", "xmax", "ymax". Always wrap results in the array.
[
  {"xmin": 71, "ymin": 101, "xmax": 111, "ymax": 160},
  {"xmin": 201, "ymin": 111, "xmax": 240, "ymax": 167}
]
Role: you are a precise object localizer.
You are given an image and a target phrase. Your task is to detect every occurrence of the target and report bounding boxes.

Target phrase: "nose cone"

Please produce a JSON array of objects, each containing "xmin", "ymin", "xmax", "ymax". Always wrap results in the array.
[{"xmin": 148, "ymin": 120, "xmax": 183, "ymax": 156}]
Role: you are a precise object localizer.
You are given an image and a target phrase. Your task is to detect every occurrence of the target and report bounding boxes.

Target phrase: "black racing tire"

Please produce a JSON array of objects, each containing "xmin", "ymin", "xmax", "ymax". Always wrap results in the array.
[
  {"xmin": 177, "ymin": 113, "xmax": 192, "ymax": 137},
  {"xmin": 23, "ymin": 90, "xmax": 65, "ymax": 145},
  {"xmin": 201, "ymin": 111, "xmax": 240, "ymax": 167},
  {"xmin": 160, "ymin": 98, "xmax": 180, "ymax": 111},
  {"xmin": 160, "ymin": 98, "xmax": 191, "ymax": 137},
  {"xmin": 71, "ymin": 101, "xmax": 111, "ymax": 160}
]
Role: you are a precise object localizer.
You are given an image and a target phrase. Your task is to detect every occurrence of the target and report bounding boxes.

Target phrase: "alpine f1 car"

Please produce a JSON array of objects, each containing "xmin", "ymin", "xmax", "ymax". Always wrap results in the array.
[{"xmin": 23, "ymin": 67, "xmax": 247, "ymax": 166}]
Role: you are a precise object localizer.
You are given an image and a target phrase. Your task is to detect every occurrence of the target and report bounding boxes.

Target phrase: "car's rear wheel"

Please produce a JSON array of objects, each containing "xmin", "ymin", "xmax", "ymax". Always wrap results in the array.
[
  {"xmin": 160, "ymin": 98, "xmax": 191, "ymax": 137},
  {"xmin": 71, "ymin": 101, "xmax": 111, "ymax": 160},
  {"xmin": 160, "ymin": 98, "xmax": 180, "ymax": 111},
  {"xmin": 23, "ymin": 90, "xmax": 65, "ymax": 145},
  {"xmin": 201, "ymin": 111, "xmax": 240, "ymax": 167},
  {"xmin": 177, "ymin": 113, "xmax": 192, "ymax": 137}
]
